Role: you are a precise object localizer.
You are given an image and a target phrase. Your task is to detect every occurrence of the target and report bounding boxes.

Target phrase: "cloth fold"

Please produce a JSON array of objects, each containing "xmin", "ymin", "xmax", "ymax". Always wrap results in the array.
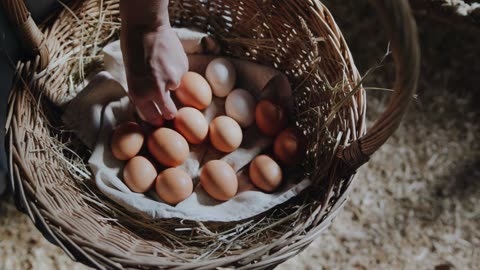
[{"xmin": 63, "ymin": 28, "xmax": 311, "ymax": 222}]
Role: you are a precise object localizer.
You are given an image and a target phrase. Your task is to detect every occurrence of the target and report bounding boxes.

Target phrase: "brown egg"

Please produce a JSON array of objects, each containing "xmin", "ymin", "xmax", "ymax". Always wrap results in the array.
[
  {"xmin": 111, "ymin": 122, "xmax": 144, "ymax": 160},
  {"xmin": 175, "ymin": 72, "xmax": 212, "ymax": 110},
  {"xmin": 200, "ymin": 160, "xmax": 238, "ymax": 201},
  {"xmin": 173, "ymin": 107, "xmax": 209, "ymax": 144},
  {"xmin": 123, "ymin": 156, "xmax": 157, "ymax": 193},
  {"xmin": 147, "ymin": 128, "xmax": 189, "ymax": 167},
  {"xmin": 249, "ymin": 155, "xmax": 283, "ymax": 192},
  {"xmin": 155, "ymin": 168, "xmax": 193, "ymax": 205},
  {"xmin": 274, "ymin": 128, "xmax": 306, "ymax": 166},
  {"xmin": 209, "ymin": 116, "xmax": 243, "ymax": 152},
  {"xmin": 255, "ymin": 100, "xmax": 287, "ymax": 136}
]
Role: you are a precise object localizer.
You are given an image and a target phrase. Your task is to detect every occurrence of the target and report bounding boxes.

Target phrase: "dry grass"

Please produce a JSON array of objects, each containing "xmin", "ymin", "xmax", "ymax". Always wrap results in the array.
[
  {"xmin": 6, "ymin": 0, "xmax": 369, "ymax": 264},
  {"xmin": 1, "ymin": 1, "xmax": 479, "ymax": 269}
]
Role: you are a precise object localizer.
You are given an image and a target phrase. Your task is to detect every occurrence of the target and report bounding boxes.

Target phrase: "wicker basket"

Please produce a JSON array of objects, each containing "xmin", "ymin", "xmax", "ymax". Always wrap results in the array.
[{"xmin": 4, "ymin": 0, "xmax": 419, "ymax": 269}]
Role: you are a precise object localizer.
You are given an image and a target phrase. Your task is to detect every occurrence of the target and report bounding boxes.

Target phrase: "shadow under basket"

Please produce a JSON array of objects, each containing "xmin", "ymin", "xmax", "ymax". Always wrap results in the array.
[{"xmin": 4, "ymin": 0, "xmax": 419, "ymax": 269}]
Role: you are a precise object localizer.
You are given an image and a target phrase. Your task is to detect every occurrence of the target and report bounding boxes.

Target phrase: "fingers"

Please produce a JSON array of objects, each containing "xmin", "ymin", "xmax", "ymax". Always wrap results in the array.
[
  {"xmin": 133, "ymin": 99, "xmax": 165, "ymax": 127},
  {"xmin": 134, "ymin": 90, "xmax": 177, "ymax": 123},
  {"xmin": 129, "ymin": 76, "xmax": 179, "ymax": 123},
  {"xmin": 167, "ymin": 53, "xmax": 188, "ymax": 91},
  {"xmin": 166, "ymin": 71, "xmax": 181, "ymax": 91},
  {"xmin": 166, "ymin": 80, "xmax": 181, "ymax": 91},
  {"xmin": 153, "ymin": 70, "xmax": 182, "ymax": 119},
  {"xmin": 153, "ymin": 90, "xmax": 177, "ymax": 120},
  {"xmin": 128, "ymin": 46, "xmax": 187, "ymax": 123}
]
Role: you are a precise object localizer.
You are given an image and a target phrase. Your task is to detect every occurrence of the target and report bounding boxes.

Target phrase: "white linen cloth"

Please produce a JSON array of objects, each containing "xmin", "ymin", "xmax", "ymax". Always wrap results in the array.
[{"xmin": 63, "ymin": 28, "xmax": 311, "ymax": 222}]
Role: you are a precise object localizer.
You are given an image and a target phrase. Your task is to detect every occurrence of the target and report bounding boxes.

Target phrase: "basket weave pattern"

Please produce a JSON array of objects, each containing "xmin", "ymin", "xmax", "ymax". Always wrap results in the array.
[{"xmin": 6, "ymin": 0, "xmax": 419, "ymax": 269}]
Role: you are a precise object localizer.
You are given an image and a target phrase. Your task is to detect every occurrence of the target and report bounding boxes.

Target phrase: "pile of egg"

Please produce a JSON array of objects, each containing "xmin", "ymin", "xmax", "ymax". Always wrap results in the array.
[{"xmin": 111, "ymin": 58, "xmax": 305, "ymax": 205}]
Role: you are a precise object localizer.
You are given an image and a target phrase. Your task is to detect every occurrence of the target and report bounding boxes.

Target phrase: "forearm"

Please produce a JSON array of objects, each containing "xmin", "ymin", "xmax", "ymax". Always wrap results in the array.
[
  {"xmin": 119, "ymin": 0, "xmax": 187, "ymax": 121},
  {"xmin": 120, "ymin": 0, "xmax": 170, "ymax": 29},
  {"xmin": 120, "ymin": 0, "xmax": 172, "ymax": 76}
]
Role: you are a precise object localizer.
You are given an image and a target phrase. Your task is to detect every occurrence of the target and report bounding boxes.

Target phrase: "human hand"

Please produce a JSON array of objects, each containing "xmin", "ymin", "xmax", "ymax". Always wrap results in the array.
[{"xmin": 120, "ymin": 0, "xmax": 187, "ymax": 124}]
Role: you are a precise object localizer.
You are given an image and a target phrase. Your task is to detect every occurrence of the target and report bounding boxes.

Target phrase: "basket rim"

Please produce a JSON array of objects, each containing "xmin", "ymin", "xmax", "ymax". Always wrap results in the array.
[{"xmin": 5, "ymin": 0, "xmax": 419, "ymax": 268}]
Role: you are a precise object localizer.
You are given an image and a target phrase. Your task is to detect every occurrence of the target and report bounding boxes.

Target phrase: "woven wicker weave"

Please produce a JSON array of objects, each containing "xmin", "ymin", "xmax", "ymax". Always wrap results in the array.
[{"xmin": 4, "ymin": 0, "xmax": 419, "ymax": 269}]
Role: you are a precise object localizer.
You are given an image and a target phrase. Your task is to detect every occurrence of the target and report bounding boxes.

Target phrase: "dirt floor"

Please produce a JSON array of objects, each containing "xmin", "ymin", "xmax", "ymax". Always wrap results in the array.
[{"xmin": 1, "ymin": 2, "xmax": 479, "ymax": 270}]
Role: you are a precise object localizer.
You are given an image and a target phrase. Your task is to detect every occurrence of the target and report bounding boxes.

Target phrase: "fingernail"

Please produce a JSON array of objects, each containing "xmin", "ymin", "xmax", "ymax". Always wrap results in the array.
[{"xmin": 163, "ymin": 111, "xmax": 176, "ymax": 120}]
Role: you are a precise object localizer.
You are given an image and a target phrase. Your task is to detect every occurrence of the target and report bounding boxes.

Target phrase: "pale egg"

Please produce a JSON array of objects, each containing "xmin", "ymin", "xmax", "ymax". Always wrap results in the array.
[
  {"xmin": 147, "ymin": 128, "xmax": 189, "ymax": 167},
  {"xmin": 174, "ymin": 107, "xmax": 209, "ymax": 144},
  {"xmin": 255, "ymin": 100, "xmax": 287, "ymax": 136},
  {"xmin": 111, "ymin": 122, "xmax": 144, "ymax": 160},
  {"xmin": 206, "ymin": 58, "xmax": 236, "ymax": 97},
  {"xmin": 123, "ymin": 156, "xmax": 157, "ymax": 193},
  {"xmin": 209, "ymin": 116, "xmax": 243, "ymax": 152},
  {"xmin": 225, "ymin": 88, "xmax": 256, "ymax": 128},
  {"xmin": 155, "ymin": 168, "xmax": 193, "ymax": 205},
  {"xmin": 175, "ymin": 72, "xmax": 212, "ymax": 110},
  {"xmin": 200, "ymin": 160, "xmax": 238, "ymax": 201},
  {"xmin": 249, "ymin": 155, "xmax": 282, "ymax": 192},
  {"xmin": 274, "ymin": 128, "xmax": 306, "ymax": 166}
]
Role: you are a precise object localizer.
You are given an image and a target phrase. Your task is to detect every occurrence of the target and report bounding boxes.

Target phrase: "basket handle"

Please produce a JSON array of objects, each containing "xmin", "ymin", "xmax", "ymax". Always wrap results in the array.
[
  {"xmin": 1, "ymin": 0, "xmax": 50, "ymax": 70},
  {"xmin": 336, "ymin": 0, "xmax": 420, "ymax": 172}
]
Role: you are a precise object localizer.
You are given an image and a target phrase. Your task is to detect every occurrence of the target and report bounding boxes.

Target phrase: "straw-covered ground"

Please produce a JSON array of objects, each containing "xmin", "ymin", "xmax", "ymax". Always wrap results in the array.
[{"xmin": 1, "ymin": 1, "xmax": 479, "ymax": 269}]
